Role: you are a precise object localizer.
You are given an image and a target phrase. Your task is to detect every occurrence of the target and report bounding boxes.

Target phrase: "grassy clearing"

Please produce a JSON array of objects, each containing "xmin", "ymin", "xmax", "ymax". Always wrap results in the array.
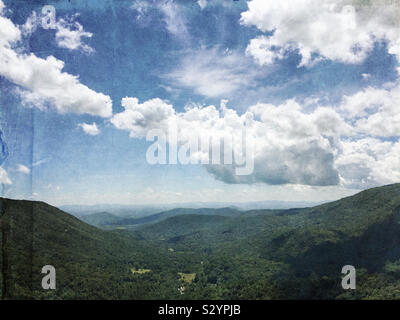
[
  {"xmin": 131, "ymin": 268, "xmax": 152, "ymax": 275},
  {"xmin": 178, "ymin": 272, "xmax": 196, "ymax": 284}
]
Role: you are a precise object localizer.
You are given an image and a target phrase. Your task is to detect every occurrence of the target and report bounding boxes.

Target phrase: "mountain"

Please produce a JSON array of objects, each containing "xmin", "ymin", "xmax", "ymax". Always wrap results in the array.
[
  {"xmin": 60, "ymin": 203, "xmax": 169, "ymax": 218},
  {"xmin": 2, "ymin": 184, "xmax": 400, "ymax": 299},
  {"xmin": 104, "ymin": 207, "xmax": 243, "ymax": 228},
  {"xmin": 60, "ymin": 200, "xmax": 322, "ymax": 218},
  {"xmin": 133, "ymin": 184, "xmax": 400, "ymax": 299},
  {"xmin": 79, "ymin": 211, "xmax": 122, "ymax": 227},
  {"xmin": 0, "ymin": 198, "xmax": 199, "ymax": 299}
]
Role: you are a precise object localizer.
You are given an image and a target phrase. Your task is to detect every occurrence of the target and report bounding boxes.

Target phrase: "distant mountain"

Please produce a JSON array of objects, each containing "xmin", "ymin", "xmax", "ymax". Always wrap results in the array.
[
  {"xmin": 59, "ymin": 204, "xmax": 168, "ymax": 218},
  {"xmin": 79, "ymin": 212, "xmax": 122, "ymax": 227},
  {"xmin": 105, "ymin": 207, "xmax": 243, "ymax": 228},
  {"xmin": 60, "ymin": 200, "xmax": 322, "ymax": 218},
  {"xmin": 3, "ymin": 184, "xmax": 400, "ymax": 299}
]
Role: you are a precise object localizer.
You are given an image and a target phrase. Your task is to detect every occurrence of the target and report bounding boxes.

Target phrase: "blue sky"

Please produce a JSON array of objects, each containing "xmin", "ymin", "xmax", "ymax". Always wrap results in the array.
[{"xmin": 0, "ymin": 0, "xmax": 400, "ymax": 205}]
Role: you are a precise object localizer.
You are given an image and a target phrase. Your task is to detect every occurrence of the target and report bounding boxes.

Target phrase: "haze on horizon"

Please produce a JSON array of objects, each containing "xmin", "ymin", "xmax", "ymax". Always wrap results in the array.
[{"xmin": 0, "ymin": 0, "xmax": 400, "ymax": 206}]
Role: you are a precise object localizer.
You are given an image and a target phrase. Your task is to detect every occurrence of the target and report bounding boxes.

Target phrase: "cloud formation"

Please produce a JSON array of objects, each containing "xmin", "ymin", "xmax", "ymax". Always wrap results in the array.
[
  {"xmin": 131, "ymin": 0, "xmax": 188, "ymax": 38},
  {"xmin": 0, "ymin": 166, "xmax": 11, "ymax": 185},
  {"xmin": 340, "ymin": 83, "xmax": 400, "ymax": 137},
  {"xmin": 111, "ymin": 98, "xmax": 351, "ymax": 186},
  {"xmin": 165, "ymin": 47, "xmax": 261, "ymax": 98},
  {"xmin": 111, "ymin": 97, "xmax": 175, "ymax": 137},
  {"xmin": 336, "ymin": 138, "xmax": 400, "ymax": 189},
  {"xmin": 198, "ymin": 0, "xmax": 207, "ymax": 10},
  {"xmin": 241, "ymin": 0, "xmax": 400, "ymax": 67},
  {"xmin": 0, "ymin": 1, "xmax": 112, "ymax": 117},
  {"xmin": 78, "ymin": 122, "xmax": 101, "ymax": 136},
  {"xmin": 111, "ymin": 78, "xmax": 400, "ymax": 189},
  {"xmin": 16, "ymin": 164, "xmax": 30, "ymax": 175},
  {"xmin": 20, "ymin": 9, "xmax": 94, "ymax": 53},
  {"xmin": 55, "ymin": 17, "xmax": 94, "ymax": 53}
]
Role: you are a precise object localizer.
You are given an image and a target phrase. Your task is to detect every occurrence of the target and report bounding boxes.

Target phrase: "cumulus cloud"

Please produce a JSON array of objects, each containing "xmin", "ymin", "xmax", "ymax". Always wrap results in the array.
[
  {"xmin": 0, "ymin": 166, "xmax": 11, "ymax": 185},
  {"xmin": 340, "ymin": 83, "xmax": 400, "ymax": 137},
  {"xmin": 110, "ymin": 83, "xmax": 400, "ymax": 189},
  {"xmin": 111, "ymin": 97, "xmax": 175, "ymax": 137},
  {"xmin": 78, "ymin": 122, "xmax": 101, "ymax": 136},
  {"xmin": 19, "ymin": 9, "xmax": 94, "ymax": 53},
  {"xmin": 0, "ymin": 2, "xmax": 112, "ymax": 117},
  {"xmin": 336, "ymin": 138, "xmax": 400, "ymax": 188},
  {"xmin": 111, "ymin": 97, "xmax": 352, "ymax": 186},
  {"xmin": 241, "ymin": 0, "xmax": 400, "ymax": 66},
  {"xmin": 55, "ymin": 17, "xmax": 94, "ymax": 53},
  {"xmin": 16, "ymin": 164, "xmax": 30, "ymax": 175}
]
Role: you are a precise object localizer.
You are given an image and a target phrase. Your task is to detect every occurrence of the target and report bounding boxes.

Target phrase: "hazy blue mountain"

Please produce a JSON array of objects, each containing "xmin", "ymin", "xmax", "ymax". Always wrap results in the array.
[
  {"xmin": 79, "ymin": 212, "xmax": 122, "ymax": 227},
  {"xmin": 60, "ymin": 200, "xmax": 321, "ymax": 218},
  {"xmin": 104, "ymin": 207, "xmax": 243, "ymax": 228}
]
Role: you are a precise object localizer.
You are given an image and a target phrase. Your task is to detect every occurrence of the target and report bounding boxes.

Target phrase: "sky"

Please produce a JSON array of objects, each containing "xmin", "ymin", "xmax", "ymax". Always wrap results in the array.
[{"xmin": 0, "ymin": 0, "xmax": 400, "ymax": 206}]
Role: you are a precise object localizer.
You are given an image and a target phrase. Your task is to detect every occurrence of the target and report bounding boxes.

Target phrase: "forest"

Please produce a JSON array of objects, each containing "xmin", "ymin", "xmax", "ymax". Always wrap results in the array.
[{"xmin": 2, "ymin": 183, "xmax": 400, "ymax": 299}]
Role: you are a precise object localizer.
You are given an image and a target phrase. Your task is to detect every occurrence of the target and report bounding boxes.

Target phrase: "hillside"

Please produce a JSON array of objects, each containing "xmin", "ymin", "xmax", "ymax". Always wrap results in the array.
[
  {"xmin": 79, "ymin": 211, "xmax": 122, "ymax": 227},
  {"xmin": 2, "ymin": 184, "xmax": 400, "ymax": 299},
  {"xmin": 104, "ymin": 207, "xmax": 243, "ymax": 228},
  {"xmin": 133, "ymin": 184, "xmax": 400, "ymax": 299},
  {"xmin": 0, "ymin": 198, "xmax": 200, "ymax": 299},
  {"xmin": 76, "ymin": 207, "xmax": 242, "ymax": 229}
]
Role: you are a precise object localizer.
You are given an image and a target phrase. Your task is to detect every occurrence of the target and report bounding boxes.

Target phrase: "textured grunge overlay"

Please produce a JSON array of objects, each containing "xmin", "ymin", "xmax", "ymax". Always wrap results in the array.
[{"xmin": 1, "ymin": 0, "xmax": 400, "ymax": 300}]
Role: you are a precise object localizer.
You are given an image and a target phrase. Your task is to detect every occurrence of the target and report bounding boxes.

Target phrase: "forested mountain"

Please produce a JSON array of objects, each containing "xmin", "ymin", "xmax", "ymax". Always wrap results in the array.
[
  {"xmin": 79, "ymin": 211, "xmax": 122, "ymax": 227},
  {"xmin": 2, "ymin": 184, "xmax": 400, "ymax": 299},
  {"xmin": 0, "ymin": 198, "xmax": 199, "ymax": 299},
  {"xmin": 102, "ymin": 207, "xmax": 243, "ymax": 228}
]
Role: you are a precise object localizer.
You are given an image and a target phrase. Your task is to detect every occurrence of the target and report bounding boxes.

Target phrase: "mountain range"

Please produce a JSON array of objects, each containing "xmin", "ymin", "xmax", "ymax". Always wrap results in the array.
[{"xmin": 1, "ymin": 184, "xmax": 400, "ymax": 299}]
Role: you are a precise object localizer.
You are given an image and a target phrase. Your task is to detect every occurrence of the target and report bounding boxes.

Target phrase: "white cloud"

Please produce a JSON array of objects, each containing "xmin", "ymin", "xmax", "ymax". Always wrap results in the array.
[
  {"xmin": 112, "ymin": 97, "xmax": 350, "ymax": 186},
  {"xmin": 111, "ymin": 84, "xmax": 400, "ymax": 189},
  {"xmin": 241, "ymin": 0, "xmax": 400, "ymax": 66},
  {"xmin": 131, "ymin": 0, "xmax": 150, "ymax": 17},
  {"xmin": 165, "ymin": 47, "xmax": 261, "ymax": 98},
  {"xmin": 362, "ymin": 73, "xmax": 371, "ymax": 80},
  {"xmin": 55, "ymin": 17, "xmax": 94, "ymax": 53},
  {"xmin": 327, "ymin": 82, "xmax": 400, "ymax": 188},
  {"xmin": 16, "ymin": 164, "xmax": 30, "ymax": 175},
  {"xmin": 111, "ymin": 97, "xmax": 175, "ymax": 137},
  {"xmin": 159, "ymin": 1, "xmax": 188, "ymax": 37},
  {"xmin": 0, "ymin": 166, "xmax": 11, "ymax": 185},
  {"xmin": 78, "ymin": 122, "xmax": 100, "ymax": 136},
  {"xmin": 336, "ymin": 138, "xmax": 400, "ymax": 188},
  {"xmin": 340, "ymin": 83, "xmax": 400, "ymax": 137},
  {"xmin": 131, "ymin": 0, "xmax": 188, "ymax": 37},
  {"xmin": 0, "ymin": 2, "xmax": 112, "ymax": 117},
  {"xmin": 18, "ymin": 9, "xmax": 94, "ymax": 53},
  {"xmin": 20, "ymin": 11, "xmax": 38, "ymax": 36},
  {"xmin": 198, "ymin": 0, "xmax": 207, "ymax": 10},
  {"xmin": 32, "ymin": 158, "xmax": 50, "ymax": 167}
]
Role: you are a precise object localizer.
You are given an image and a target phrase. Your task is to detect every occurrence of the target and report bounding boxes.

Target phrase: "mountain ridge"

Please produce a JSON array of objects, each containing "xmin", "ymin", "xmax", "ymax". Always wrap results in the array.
[{"xmin": 2, "ymin": 184, "xmax": 400, "ymax": 299}]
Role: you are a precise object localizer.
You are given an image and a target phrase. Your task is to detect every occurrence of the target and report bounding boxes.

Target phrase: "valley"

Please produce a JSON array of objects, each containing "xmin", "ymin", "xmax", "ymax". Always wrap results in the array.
[{"xmin": 2, "ymin": 184, "xmax": 400, "ymax": 299}]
